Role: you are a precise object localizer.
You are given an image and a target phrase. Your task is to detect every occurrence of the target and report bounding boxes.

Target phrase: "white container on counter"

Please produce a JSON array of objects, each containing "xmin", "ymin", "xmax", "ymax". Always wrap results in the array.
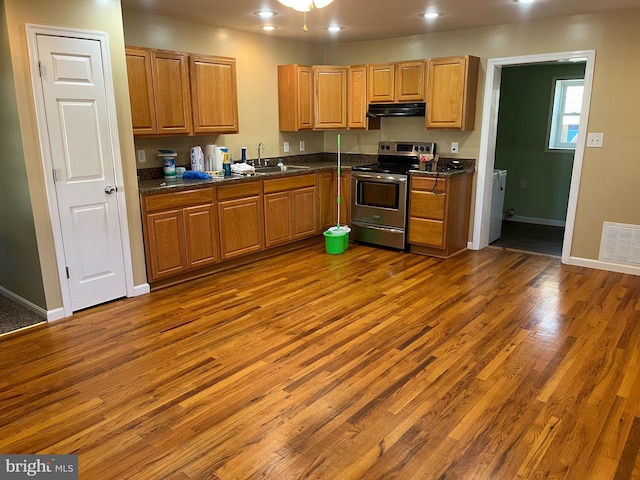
[{"xmin": 158, "ymin": 149, "xmax": 178, "ymax": 179}]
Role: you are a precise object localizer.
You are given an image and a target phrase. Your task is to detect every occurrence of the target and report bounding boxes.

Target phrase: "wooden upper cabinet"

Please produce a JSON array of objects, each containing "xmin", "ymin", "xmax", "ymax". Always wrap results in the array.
[
  {"xmin": 426, "ymin": 55, "xmax": 480, "ymax": 130},
  {"xmin": 348, "ymin": 65, "xmax": 379, "ymax": 130},
  {"xmin": 313, "ymin": 66, "xmax": 347, "ymax": 130},
  {"xmin": 396, "ymin": 61, "xmax": 426, "ymax": 102},
  {"xmin": 278, "ymin": 64, "xmax": 313, "ymax": 131},
  {"xmin": 368, "ymin": 63, "xmax": 395, "ymax": 103},
  {"xmin": 151, "ymin": 49, "xmax": 192, "ymax": 135},
  {"xmin": 190, "ymin": 55, "xmax": 239, "ymax": 134},
  {"xmin": 368, "ymin": 61, "xmax": 425, "ymax": 103},
  {"xmin": 125, "ymin": 47, "xmax": 157, "ymax": 135}
]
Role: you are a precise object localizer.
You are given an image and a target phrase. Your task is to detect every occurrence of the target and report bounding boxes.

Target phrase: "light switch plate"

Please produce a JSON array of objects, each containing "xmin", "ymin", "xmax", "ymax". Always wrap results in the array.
[
  {"xmin": 284, "ymin": 142, "xmax": 290, "ymax": 153},
  {"xmin": 137, "ymin": 149, "xmax": 146, "ymax": 163},
  {"xmin": 300, "ymin": 141, "xmax": 305, "ymax": 152},
  {"xmin": 587, "ymin": 132, "xmax": 604, "ymax": 148},
  {"xmin": 451, "ymin": 142, "xmax": 459, "ymax": 154}
]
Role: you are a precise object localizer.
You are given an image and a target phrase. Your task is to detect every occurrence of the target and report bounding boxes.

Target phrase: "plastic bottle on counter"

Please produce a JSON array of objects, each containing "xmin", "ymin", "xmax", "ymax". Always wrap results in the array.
[
  {"xmin": 222, "ymin": 147, "xmax": 231, "ymax": 176},
  {"xmin": 241, "ymin": 147, "xmax": 247, "ymax": 163}
]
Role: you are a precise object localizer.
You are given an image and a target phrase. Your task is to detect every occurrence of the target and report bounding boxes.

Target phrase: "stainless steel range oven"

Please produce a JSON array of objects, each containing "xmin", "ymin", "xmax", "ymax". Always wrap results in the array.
[{"xmin": 351, "ymin": 141, "xmax": 436, "ymax": 250}]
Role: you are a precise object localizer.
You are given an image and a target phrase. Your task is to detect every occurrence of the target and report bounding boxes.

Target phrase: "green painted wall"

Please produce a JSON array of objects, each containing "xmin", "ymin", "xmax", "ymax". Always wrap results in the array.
[
  {"xmin": 495, "ymin": 62, "xmax": 586, "ymax": 224},
  {"xmin": 0, "ymin": 1, "xmax": 46, "ymax": 306}
]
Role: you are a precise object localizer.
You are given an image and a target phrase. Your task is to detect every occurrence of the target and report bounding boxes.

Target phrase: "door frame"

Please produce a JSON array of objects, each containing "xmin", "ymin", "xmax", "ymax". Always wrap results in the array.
[
  {"xmin": 26, "ymin": 24, "xmax": 135, "ymax": 318},
  {"xmin": 471, "ymin": 49, "xmax": 596, "ymax": 265}
]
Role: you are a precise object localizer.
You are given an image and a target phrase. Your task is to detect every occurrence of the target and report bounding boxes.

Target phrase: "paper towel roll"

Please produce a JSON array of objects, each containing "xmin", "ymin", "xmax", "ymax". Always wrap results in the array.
[
  {"xmin": 214, "ymin": 146, "xmax": 224, "ymax": 172},
  {"xmin": 204, "ymin": 144, "xmax": 216, "ymax": 172}
]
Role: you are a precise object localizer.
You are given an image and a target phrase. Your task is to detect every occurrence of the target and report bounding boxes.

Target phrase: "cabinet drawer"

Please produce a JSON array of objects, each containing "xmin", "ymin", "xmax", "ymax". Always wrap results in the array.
[
  {"xmin": 263, "ymin": 174, "xmax": 316, "ymax": 194},
  {"xmin": 409, "ymin": 217, "xmax": 444, "ymax": 247},
  {"xmin": 411, "ymin": 176, "xmax": 447, "ymax": 194},
  {"xmin": 143, "ymin": 187, "xmax": 214, "ymax": 213},
  {"xmin": 410, "ymin": 190, "xmax": 445, "ymax": 220},
  {"xmin": 217, "ymin": 181, "xmax": 261, "ymax": 201}
]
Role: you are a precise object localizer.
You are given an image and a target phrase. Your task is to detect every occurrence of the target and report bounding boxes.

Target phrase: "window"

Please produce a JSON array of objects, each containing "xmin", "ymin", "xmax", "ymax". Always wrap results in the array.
[{"xmin": 548, "ymin": 78, "xmax": 584, "ymax": 150}]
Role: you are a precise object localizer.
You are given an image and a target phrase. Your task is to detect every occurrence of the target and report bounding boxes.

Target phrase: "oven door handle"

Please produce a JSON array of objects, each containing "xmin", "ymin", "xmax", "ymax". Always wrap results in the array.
[{"xmin": 352, "ymin": 172, "xmax": 408, "ymax": 183}]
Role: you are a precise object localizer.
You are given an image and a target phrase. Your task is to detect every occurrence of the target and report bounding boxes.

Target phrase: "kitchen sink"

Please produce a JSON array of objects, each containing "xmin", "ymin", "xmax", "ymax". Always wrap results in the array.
[{"xmin": 254, "ymin": 165, "xmax": 311, "ymax": 173}]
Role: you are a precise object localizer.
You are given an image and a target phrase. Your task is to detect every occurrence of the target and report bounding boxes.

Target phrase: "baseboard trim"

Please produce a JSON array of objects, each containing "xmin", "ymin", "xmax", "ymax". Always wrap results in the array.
[
  {"xmin": 0, "ymin": 286, "xmax": 47, "ymax": 319},
  {"xmin": 131, "ymin": 283, "xmax": 150, "ymax": 297},
  {"xmin": 47, "ymin": 308, "xmax": 66, "ymax": 322},
  {"xmin": 565, "ymin": 256, "xmax": 640, "ymax": 276},
  {"xmin": 505, "ymin": 216, "xmax": 566, "ymax": 228}
]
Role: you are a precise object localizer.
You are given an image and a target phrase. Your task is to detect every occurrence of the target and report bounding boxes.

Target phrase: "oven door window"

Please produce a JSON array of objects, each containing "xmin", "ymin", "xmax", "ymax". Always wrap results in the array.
[{"xmin": 356, "ymin": 180, "xmax": 400, "ymax": 210}]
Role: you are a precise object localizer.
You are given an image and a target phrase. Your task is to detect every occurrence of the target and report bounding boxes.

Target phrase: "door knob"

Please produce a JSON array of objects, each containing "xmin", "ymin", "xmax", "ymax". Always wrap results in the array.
[{"xmin": 104, "ymin": 186, "xmax": 116, "ymax": 194}]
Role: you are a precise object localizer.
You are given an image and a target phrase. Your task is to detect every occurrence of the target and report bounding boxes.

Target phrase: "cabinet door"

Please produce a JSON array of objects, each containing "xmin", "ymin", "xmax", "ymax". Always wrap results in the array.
[
  {"xmin": 152, "ymin": 50, "xmax": 192, "ymax": 134},
  {"xmin": 145, "ymin": 209, "xmax": 186, "ymax": 280},
  {"xmin": 218, "ymin": 196, "xmax": 264, "ymax": 259},
  {"xmin": 125, "ymin": 47, "xmax": 157, "ymax": 135},
  {"xmin": 190, "ymin": 55, "xmax": 239, "ymax": 134},
  {"xmin": 264, "ymin": 191, "xmax": 292, "ymax": 248},
  {"xmin": 184, "ymin": 204, "xmax": 219, "ymax": 269},
  {"xmin": 348, "ymin": 65, "xmax": 378, "ymax": 130},
  {"xmin": 426, "ymin": 55, "xmax": 479, "ymax": 130},
  {"xmin": 396, "ymin": 61, "xmax": 425, "ymax": 102},
  {"xmin": 278, "ymin": 64, "xmax": 313, "ymax": 131},
  {"xmin": 293, "ymin": 186, "xmax": 318, "ymax": 239},
  {"xmin": 408, "ymin": 218, "xmax": 445, "ymax": 247},
  {"xmin": 368, "ymin": 64, "xmax": 395, "ymax": 103},
  {"xmin": 318, "ymin": 172, "xmax": 334, "ymax": 230},
  {"xmin": 410, "ymin": 190, "xmax": 446, "ymax": 221},
  {"xmin": 313, "ymin": 66, "xmax": 347, "ymax": 129}
]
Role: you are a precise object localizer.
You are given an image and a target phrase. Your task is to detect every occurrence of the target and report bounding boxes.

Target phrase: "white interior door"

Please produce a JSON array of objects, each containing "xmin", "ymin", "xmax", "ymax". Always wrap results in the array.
[{"xmin": 35, "ymin": 34, "xmax": 126, "ymax": 311}]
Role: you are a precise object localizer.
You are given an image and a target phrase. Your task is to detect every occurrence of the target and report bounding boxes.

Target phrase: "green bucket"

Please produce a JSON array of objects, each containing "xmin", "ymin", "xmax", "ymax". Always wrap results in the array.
[{"xmin": 324, "ymin": 226, "xmax": 350, "ymax": 254}]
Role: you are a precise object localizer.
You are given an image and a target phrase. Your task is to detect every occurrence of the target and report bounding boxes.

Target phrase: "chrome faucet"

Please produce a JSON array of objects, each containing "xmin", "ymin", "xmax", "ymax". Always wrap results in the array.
[{"xmin": 257, "ymin": 143, "xmax": 266, "ymax": 167}]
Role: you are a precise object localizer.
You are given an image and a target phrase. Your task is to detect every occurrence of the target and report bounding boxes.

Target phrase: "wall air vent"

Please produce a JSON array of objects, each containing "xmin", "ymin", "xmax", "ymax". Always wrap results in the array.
[{"xmin": 599, "ymin": 222, "xmax": 640, "ymax": 266}]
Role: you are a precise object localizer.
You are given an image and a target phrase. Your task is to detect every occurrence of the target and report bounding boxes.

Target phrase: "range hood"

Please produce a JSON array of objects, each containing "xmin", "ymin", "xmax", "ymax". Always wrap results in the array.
[{"xmin": 367, "ymin": 102, "xmax": 426, "ymax": 118}]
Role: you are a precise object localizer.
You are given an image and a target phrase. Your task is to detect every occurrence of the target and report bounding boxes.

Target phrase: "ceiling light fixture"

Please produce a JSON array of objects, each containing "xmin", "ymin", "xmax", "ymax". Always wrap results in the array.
[
  {"xmin": 255, "ymin": 10, "xmax": 277, "ymax": 18},
  {"xmin": 278, "ymin": 0, "xmax": 334, "ymax": 32},
  {"xmin": 261, "ymin": 25, "xmax": 278, "ymax": 31},
  {"xmin": 513, "ymin": 0, "xmax": 535, "ymax": 3},
  {"xmin": 422, "ymin": 12, "xmax": 440, "ymax": 19},
  {"xmin": 277, "ymin": 0, "xmax": 334, "ymax": 12},
  {"xmin": 327, "ymin": 25, "xmax": 342, "ymax": 32}
]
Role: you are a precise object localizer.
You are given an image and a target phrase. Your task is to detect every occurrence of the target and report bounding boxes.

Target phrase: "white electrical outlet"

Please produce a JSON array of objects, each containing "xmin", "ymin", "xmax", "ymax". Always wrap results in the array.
[
  {"xmin": 451, "ymin": 142, "xmax": 459, "ymax": 154},
  {"xmin": 137, "ymin": 149, "xmax": 146, "ymax": 163},
  {"xmin": 587, "ymin": 132, "xmax": 604, "ymax": 148},
  {"xmin": 284, "ymin": 142, "xmax": 290, "ymax": 153},
  {"xmin": 520, "ymin": 179, "xmax": 527, "ymax": 188},
  {"xmin": 300, "ymin": 141, "xmax": 305, "ymax": 152}
]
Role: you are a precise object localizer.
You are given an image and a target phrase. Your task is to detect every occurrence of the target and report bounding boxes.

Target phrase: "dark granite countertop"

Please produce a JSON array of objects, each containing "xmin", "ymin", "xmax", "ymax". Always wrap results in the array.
[{"xmin": 138, "ymin": 157, "xmax": 475, "ymax": 195}]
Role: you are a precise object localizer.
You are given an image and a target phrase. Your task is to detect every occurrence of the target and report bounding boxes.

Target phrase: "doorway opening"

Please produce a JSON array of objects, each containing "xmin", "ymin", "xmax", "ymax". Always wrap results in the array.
[
  {"xmin": 489, "ymin": 61, "xmax": 586, "ymax": 257},
  {"xmin": 471, "ymin": 50, "xmax": 596, "ymax": 264}
]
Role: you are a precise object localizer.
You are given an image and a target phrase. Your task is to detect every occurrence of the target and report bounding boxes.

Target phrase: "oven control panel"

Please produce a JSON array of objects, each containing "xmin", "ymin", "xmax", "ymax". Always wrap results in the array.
[{"xmin": 378, "ymin": 141, "xmax": 436, "ymax": 156}]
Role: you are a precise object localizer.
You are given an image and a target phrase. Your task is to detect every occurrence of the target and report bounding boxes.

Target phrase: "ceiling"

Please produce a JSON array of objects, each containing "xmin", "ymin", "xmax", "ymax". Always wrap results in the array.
[{"xmin": 120, "ymin": 0, "xmax": 640, "ymax": 44}]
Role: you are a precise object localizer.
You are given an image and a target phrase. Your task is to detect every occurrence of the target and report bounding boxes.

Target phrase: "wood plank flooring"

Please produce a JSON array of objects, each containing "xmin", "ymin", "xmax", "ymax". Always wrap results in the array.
[{"xmin": 1, "ymin": 243, "xmax": 639, "ymax": 479}]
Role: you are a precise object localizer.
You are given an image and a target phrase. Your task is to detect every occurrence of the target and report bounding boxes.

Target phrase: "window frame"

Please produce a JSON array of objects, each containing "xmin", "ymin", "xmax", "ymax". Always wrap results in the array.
[{"xmin": 547, "ymin": 76, "xmax": 584, "ymax": 152}]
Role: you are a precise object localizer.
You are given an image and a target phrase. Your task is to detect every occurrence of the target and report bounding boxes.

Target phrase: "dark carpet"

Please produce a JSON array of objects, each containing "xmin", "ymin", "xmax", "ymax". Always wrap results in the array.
[
  {"xmin": 0, "ymin": 295, "xmax": 46, "ymax": 336},
  {"xmin": 490, "ymin": 221, "xmax": 564, "ymax": 257}
]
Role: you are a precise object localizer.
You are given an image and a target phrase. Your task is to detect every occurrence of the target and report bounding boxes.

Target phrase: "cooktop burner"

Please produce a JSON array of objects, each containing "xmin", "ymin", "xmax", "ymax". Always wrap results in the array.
[{"xmin": 352, "ymin": 141, "xmax": 437, "ymax": 175}]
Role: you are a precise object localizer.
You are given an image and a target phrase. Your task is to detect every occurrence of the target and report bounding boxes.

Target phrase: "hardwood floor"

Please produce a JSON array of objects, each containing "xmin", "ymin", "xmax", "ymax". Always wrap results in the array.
[{"xmin": 1, "ymin": 243, "xmax": 639, "ymax": 479}]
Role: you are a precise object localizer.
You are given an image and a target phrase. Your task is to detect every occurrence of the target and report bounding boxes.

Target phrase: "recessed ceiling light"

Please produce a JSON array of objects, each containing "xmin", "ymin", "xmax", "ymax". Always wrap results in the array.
[
  {"xmin": 255, "ymin": 10, "xmax": 277, "ymax": 18},
  {"xmin": 513, "ymin": 0, "xmax": 535, "ymax": 3},
  {"xmin": 261, "ymin": 25, "xmax": 278, "ymax": 31},
  {"xmin": 422, "ymin": 12, "xmax": 440, "ymax": 19},
  {"xmin": 327, "ymin": 25, "xmax": 342, "ymax": 32}
]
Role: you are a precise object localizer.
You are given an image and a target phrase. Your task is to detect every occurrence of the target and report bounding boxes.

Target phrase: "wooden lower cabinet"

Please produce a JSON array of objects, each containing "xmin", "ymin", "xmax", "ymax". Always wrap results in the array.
[
  {"xmin": 264, "ymin": 191, "xmax": 292, "ymax": 247},
  {"xmin": 264, "ymin": 174, "xmax": 317, "ymax": 248},
  {"xmin": 141, "ymin": 187, "xmax": 219, "ymax": 282},
  {"xmin": 408, "ymin": 173, "xmax": 472, "ymax": 258},
  {"xmin": 217, "ymin": 182, "xmax": 264, "ymax": 260},
  {"xmin": 318, "ymin": 172, "xmax": 334, "ymax": 231}
]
